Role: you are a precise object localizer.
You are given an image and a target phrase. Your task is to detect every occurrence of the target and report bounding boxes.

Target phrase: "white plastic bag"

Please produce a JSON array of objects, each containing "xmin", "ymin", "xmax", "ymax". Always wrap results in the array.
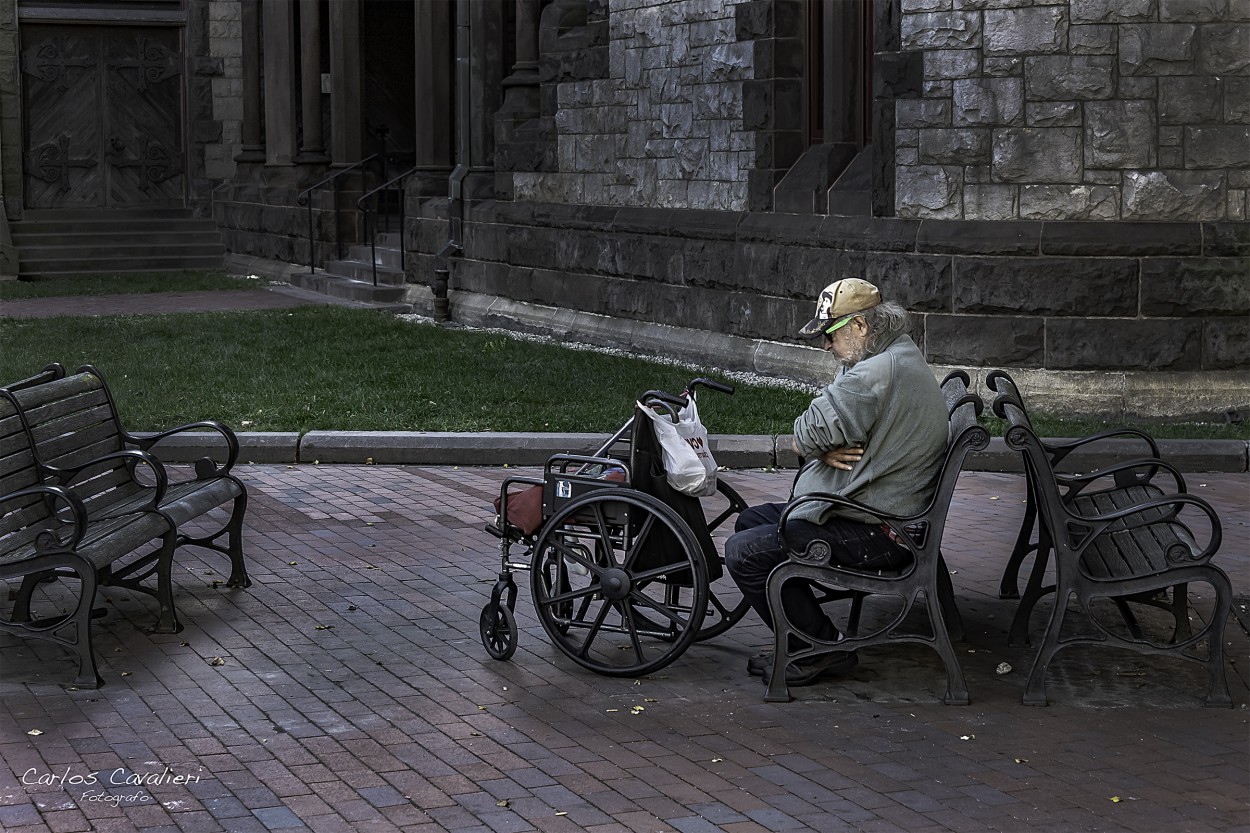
[{"xmin": 637, "ymin": 397, "xmax": 718, "ymax": 497}]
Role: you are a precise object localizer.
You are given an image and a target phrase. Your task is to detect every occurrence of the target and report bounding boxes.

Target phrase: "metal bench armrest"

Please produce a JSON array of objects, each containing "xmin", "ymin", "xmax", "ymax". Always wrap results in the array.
[
  {"xmin": 44, "ymin": 449, "xmax": 170, "ymax": 511},
  {"xmin": 1057, "ymin": 456, "xmax": 1186, "ymax": 496},
  {"xmin": 1064, "ymin": 492, "xmax": 1222, "ymax": 564},
  {"xmin": 127, "ymin": 420, "xmax": 241, "ymax": 475},
  {"xmin": 1042, "ymin": 427, "xmax": 1160, "ymax": 466},
  {"xmin": 778, "ymin": 492, "xmax": 926, "ymax": 561},
  {"xmin": 0, "ymin": 483, "xmax": 89, "ymax": 552}
]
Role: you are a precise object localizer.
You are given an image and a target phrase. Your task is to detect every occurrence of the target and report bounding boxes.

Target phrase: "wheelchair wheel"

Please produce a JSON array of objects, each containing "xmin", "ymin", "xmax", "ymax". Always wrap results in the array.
[
  {"xmin": 693, "ymin": 479, "xmax": 752, "ymax": 641},
  {"xmin": 480, "ymin": 600, "xmax": 518, "ymax": 661},
  {"xmin": 529, "ymin": 489, "xmax": 708, "ymax": 677}
]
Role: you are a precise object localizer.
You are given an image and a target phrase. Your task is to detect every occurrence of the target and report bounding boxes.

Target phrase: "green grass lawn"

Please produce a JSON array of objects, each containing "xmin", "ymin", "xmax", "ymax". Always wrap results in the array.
[
  {"xmin": 0, "ymin": 306, "xmax": 814, "ymax": 434},
  {"xmin": 0, "ymin": 271, "xmax": 263, "ymax": 299},
  {"xmin": 1, "ymin": 302, "xmax": 1243, "ymax": 440}
]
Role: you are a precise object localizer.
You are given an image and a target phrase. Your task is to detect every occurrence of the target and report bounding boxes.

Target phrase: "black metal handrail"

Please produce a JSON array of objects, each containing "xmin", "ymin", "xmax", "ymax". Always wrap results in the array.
[
  {"xmin": 296, "ymin": 153, "xmax": 383, "ymax": 273},
  {"xmin": 357, "ymin": 166, "xmax": 418, "ymax": 286}
]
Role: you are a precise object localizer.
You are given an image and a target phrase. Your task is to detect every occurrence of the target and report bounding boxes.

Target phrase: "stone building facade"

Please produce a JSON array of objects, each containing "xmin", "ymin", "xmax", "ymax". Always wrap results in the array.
[
  {"xmin": 1, "ymin": 0, "xmax": 1244, "ymax": 418},
  {"xmin": 894, "ymin": 0, "xmax": 1250, "ymax": 222},
  {"xmin": 0, "ymin": 0, "xmax": 232, "ymax": 221},
  {"xmin": 412, "ymin": 0, "xmax": 1248, "ymax": 419}
]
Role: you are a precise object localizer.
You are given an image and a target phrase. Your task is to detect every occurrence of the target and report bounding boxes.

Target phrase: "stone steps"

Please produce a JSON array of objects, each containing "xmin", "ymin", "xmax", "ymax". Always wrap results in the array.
[
  {"xmin": 11, "ymin": 208, "xmax": 225, "ymax": 279},
  {"xmin": 277, "ymin": 234, "xmax": 412, "ymax": 311},
  {"xmin": 283, "ymin": 268, "xmax": 412, "ymax": 311}
]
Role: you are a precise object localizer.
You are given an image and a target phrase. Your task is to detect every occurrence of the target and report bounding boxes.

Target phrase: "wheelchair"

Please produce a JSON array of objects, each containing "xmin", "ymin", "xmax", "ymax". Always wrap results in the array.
[{"xmin": 479, "ymin": 378, "xmax": 750, "ymax": 676}]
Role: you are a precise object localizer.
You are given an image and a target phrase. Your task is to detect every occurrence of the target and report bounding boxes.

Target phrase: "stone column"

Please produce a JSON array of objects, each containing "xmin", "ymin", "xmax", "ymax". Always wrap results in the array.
[
  {"xmin": 494, "ymin": 0, "xmax": 542, "ymax": 194},
  {"xmin": 236, "ymin": 0, "xmax": 265, "ymax": 162},
  {"xmin": 261, "ymin": 0, "xmax": 297, "ymax": 165},
  {"xmin": 503, "ymin": 0, "xmax": 540, "ymax": 94},
  {"xmin": 465, "ymin": 0, "xmax": 506, "ymax": 196},
  {"xmin": 328, "ymin": 0, "xmax": 363, "ymax": 165},
  {"xmin": 413, "ymin": 0, "xmax": 453, "ymax": 195},
  {"xmin": 297, "ymin": 0, "xmax": 327, "ymax": 163}
]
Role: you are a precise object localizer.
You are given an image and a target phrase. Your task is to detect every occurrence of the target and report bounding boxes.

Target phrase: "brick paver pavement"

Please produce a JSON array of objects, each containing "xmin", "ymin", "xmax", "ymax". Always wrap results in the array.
[{"xmin": 2, "ymin": 466, "xmax": 1247, "ymax": 833}]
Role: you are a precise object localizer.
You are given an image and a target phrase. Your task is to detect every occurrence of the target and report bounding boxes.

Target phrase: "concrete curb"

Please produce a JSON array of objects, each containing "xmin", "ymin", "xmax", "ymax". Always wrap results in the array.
[{"xmin": 137, "ymin": 431, "xmax": 1250, "ymax": 472}]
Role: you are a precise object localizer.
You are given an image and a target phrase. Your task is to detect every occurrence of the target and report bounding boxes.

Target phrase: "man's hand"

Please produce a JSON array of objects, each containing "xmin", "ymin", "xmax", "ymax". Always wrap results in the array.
[{"xmin": 821, "ymin": 446, "xmax": 864, "ymax": 471}]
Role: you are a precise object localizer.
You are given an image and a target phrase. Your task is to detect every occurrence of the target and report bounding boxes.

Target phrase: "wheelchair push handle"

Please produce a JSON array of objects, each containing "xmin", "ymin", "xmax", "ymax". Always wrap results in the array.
[
  {"xmin": 686, "ymin": 377, "xmax": 734, "ymax": 397},
  {"xmin": 641, "ymin": 389, "xmax": 687, "ymax": 408},
  {"xmin": 640, "ymin": 377, "xmax": 734, "ymax": 422},
  {"xmin": 643, "ymin": 378, "xmax": 735, "ymax": 407}
]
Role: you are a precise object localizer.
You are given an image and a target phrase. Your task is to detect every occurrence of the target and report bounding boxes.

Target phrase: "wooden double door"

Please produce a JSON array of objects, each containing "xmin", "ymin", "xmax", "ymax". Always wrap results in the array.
[{"xmin": 21, "ymin": 24, "xmax": 185, "ymax": 210}]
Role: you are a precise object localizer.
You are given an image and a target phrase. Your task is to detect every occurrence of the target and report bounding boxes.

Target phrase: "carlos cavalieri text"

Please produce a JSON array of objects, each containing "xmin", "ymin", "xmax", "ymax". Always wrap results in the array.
[{"xmin": 23, "ymin": 766, "xmax": 202, "ymax": 787}]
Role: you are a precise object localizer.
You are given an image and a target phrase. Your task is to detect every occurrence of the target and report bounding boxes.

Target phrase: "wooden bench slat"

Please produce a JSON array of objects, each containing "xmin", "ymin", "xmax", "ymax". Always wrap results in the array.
[{"xmin": 34, "ymin": 421, "xmax": 122, "ymax": 468}]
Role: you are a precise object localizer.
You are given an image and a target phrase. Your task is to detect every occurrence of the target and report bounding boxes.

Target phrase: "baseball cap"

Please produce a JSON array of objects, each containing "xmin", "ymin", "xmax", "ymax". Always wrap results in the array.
[{"xmin": 798, "ymin": 278, "xmax": 882, "ymax": 337}]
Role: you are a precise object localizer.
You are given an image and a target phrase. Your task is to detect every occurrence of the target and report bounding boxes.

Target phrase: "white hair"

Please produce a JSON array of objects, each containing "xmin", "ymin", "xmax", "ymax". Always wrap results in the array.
[{"xmin": 860, "ymin": 301, "xmax": 909, "ymax": 353}]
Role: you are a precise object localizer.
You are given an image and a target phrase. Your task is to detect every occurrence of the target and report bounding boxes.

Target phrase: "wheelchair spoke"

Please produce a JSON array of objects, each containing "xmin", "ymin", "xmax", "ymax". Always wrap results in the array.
[{"xmin": 621, "ymin": 510, "xmax": 659, "ymax": 571}]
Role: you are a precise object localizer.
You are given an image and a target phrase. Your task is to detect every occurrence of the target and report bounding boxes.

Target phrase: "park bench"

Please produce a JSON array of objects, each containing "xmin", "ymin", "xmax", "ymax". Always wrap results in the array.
[
  {"xmin": 993, "ymin": 384, "xmax": 1232, "ymax": 707},
  {"xmin": 763, "ymin": 371, "xmax": 989, "ymax": 705},
  {"xmin": 0, "ymin": 366, "xmax": 175, "ymax": 688},
  {"xmin": 985, "ymin": 371, "xmax": 1193, "ymax": 647},
  {"xmin": 8, "ymin": 363, "xmax": 250, "ymax": 593},
  {"xmin": 1, "ymin": 363, "xmax": 250, "ymax": 683}
]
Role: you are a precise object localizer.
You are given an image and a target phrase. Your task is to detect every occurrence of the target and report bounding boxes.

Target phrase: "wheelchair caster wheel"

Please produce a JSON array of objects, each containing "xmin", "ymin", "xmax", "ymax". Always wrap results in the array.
[{"xmin": 480, "ymin": 601, "xmax": 517, "ymax": 661}]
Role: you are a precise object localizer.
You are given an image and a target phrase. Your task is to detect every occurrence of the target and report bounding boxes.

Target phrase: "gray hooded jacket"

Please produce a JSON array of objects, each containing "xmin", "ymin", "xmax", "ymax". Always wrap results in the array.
[{"xmin": 790, "ymin": 333, "xmax": 948, "ymax": 525}]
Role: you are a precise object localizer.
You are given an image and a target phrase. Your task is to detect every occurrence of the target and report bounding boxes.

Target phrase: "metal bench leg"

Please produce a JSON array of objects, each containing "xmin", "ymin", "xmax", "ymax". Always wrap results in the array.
[
  {"xmin": 1000, "ymin": 481, "xmax": 1038, "ymax": 599},
  {"xmin": 63, "ymin": 565, "xmax": 105, "ymax": 689},
  {"xmin": 1111, "ymin": 597, "xmax": 1146, "ymax": 640},
  {"xmin": 764, "ymin": 569, "xmax": 804, "ymax": 704},
  {"xmin": 1023, "ymin": 588, "xmax": 1076, "ymax": 707},
  {"xmin": 10, "ymin": 559, "xmax": 104, "ymax": 689},
  {"xmin": 1009, "ymin": 545, "xmax": 1052, "ymax": 647},
  {"xmin": 846, "ymin": 591, "xmax": 865, "ymax": 637},
  {"xmin": 1202, "ymin": 573, "xmax": 1233, "ymax": 708},
  {"xmin": 224, "ymin": 490, "xmax": 250, "ymax": 589},
  {"xmin": 937, "ymin": 553, "xmax": 964, "ymax": 643},
  {"xmin": 1169, "ymin": 582, "xmax": 1192, "ymax": 642},
  {"xmin": 13, "ymin": 571, "xmax": 55, "ymax": 622},
  {"xmin": 152, "ymin": 531, "xmax": 182, "ymax": 634},
  {"xmin": 927, "ymin": 589, "xmax": 970, "ymax": 705},
  {"xmin": 175, "ymin": 489, "xmax": 250, "ymax": 589},
  {"xmin": 1114, "ymin": 582, "xmax": 1192, "ymax": 643}
]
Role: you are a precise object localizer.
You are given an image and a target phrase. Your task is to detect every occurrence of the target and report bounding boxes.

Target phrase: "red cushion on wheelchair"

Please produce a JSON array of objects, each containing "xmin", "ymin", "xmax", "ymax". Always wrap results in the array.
[{"xmin": 494, "ymin": 485, "xmax": 544, "ymax": 536}]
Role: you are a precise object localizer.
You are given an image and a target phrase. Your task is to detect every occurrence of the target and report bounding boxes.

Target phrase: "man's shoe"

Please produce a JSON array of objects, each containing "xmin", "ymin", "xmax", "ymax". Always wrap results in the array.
[
  {"xmin": 747, "ymin": 653, "xmax": 772, "ymax": 677},
  {"xmin": 762, "ymin": 651, "xmax": 858, "ymax": 687}
]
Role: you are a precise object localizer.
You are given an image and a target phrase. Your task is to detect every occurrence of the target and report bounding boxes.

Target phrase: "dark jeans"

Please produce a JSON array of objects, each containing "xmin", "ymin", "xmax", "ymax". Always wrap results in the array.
[{"xmin": 724, "ymin": 502, "xmax": 911, "ymax": 640}]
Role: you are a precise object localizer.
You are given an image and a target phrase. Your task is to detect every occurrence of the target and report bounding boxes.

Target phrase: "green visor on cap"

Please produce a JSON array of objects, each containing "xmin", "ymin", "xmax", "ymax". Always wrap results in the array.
[
  {"xmin": 822, "ymin": 315, "xmax": 856, "ymax": 336},
  {"xmin": 798, "ymin": 313, "xmax": 856, "ymax": 338}
]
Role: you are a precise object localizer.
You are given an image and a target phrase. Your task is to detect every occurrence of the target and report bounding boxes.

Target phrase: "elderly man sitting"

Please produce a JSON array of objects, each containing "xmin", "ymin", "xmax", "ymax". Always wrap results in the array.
[{"xmin": 725, "ymin": 278, "xmax": 948, "ymax": 686}]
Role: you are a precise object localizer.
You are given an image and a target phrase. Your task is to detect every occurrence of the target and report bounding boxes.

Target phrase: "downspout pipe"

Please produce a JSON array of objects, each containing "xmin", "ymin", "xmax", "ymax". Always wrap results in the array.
[{"xmin": 434, "ymin": 0, "xmax": 473, "ymax": 322}]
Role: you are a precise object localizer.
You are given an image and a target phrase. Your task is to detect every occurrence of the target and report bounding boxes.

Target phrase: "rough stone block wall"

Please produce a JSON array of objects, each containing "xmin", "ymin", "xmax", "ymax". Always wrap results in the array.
[
  {"xmin": 895, "ymin": 0, "xmax": 1250, "ymax": 220},
  {"xmin": 513, "ymin": 0, "xmax": 758, "ymax": 210},
  {"xmin": 413, "ymin": 200, "xmax": 1248, "ymax": 384},
  {"xmin": 213, "ymin": 180, "xmax": 333, "ymax": 268}
]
